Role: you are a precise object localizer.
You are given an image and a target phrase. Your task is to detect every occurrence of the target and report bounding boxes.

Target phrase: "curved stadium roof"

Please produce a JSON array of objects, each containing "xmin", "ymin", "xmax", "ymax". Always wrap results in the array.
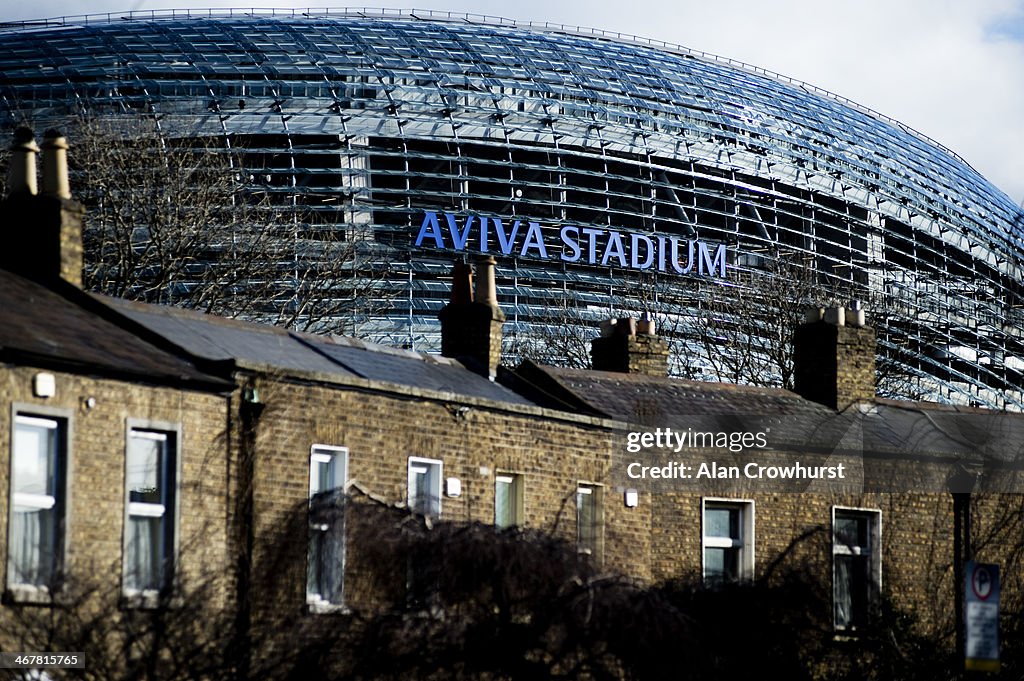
[{"xmin": 2, "ymin": 8, "xmax": 1023, "ymax": 408}]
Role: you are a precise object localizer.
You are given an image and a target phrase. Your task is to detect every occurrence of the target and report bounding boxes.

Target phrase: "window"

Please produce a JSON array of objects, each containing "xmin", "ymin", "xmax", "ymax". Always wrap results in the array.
[
  {"xmin": 8, "ymin": 413, "xmax": 68, "ymax": 594},
  {"xmin": 123, "ymin": 425, "xmax": 179, "ymax": 596},
  {"xmin": 832, "ymin": 507, "xmax": 881, "ymax": 630},
  {"xmin": 408, "ymin": 457, "xmax": 442, "ymax": 517},
  {"xmin": 576, "ymin": 483, "xmax": 603, "ymax": 561},
  {"xmin": 307, "ymin": 445, "xmax": 348, "ymax": 609},
  {"xmin": 702, "ymin": 499, "xmax": 754, "ymax": 583},
  {"xmin": 494, "ymin": 473, "xmax": 524, "ymax": 528}
]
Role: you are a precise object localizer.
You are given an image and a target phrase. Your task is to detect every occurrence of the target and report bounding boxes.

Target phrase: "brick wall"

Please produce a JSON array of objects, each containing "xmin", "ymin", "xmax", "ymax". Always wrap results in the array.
[
  {"xmin": 0, "ymin": 365, "xmax": 231, "ymax": 652},
  {"xmin": 241, "ymin": 372, "xmax": 652, "ymax": 630}
]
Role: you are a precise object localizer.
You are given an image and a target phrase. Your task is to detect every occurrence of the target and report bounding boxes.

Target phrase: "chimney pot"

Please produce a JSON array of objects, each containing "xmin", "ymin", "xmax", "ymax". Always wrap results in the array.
[
  {"xmin": 824, "ymin": 307, "xmax": 846, "ymax": 326},
  {"xmin": 616, "ymin": 317, "xmax": 637, "ymax": 336},
  {"xmin": 474, "ymin": 255, "xmax": 499, "ymax": 308},
  {"xmin": 41, "ymin": 129, "xmax": 71, "ymax": 200},
  {"xmin": 7, "ymin": 126, "xmax": 39, "ymax": 197},
  {"xmin": 449, "ymin": 262, "xmax": 473, "ymax": 305}
]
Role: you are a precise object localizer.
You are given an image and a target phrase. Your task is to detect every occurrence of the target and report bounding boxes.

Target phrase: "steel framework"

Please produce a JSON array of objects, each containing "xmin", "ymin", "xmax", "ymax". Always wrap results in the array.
[{"xmin": 2, "ymin": 9, "xmax": 1023, "ymax": 407}]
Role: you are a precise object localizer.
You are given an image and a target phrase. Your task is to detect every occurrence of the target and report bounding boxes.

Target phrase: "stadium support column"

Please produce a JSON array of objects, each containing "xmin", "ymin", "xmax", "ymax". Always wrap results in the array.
[{"xmin": 438, "ymin": 257, "xmax": 506, "ymax": 380}]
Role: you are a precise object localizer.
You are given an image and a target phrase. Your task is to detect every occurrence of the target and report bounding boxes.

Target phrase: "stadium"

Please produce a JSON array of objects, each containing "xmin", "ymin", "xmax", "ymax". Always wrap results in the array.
[{"xmin": 2, "ymin": 8, "xmax": 1023, "ymax": 408}]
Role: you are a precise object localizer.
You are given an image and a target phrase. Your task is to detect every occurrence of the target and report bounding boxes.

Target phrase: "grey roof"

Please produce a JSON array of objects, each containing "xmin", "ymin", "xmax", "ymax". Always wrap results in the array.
[
  {"xmin": 104, "ymin": 297, "xmax": 535, "ymax": 406},
  {"xmin": 509, "ymin": 361, "xmax": 835, "ymax": 422},
  {"xmin": 0, "ymin": 271, "xmax": 228, "ymax": 390},
  {"xmin": 104, "ymin": 296, "xmax": 350, "ymax": 376}
]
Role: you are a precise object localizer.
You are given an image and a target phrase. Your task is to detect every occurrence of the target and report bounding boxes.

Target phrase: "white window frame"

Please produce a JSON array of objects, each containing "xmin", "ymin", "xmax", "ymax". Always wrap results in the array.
[
  {"xmin": 494, "ymin": 472, "xmax": 524, "ymax": 529},
  {"xmin": 575, "ymin": 482, "xmax": 604, "ymax": 562},
  {"xmin": 407, "ymin": 457, "xmax": 443, "ymax": 517},
  {"xmin": 701, "ymin": 498, "xmax": 755, "ymax": 583},
  {"xmin": 122, "ymin": 419, "xmax": 181, "ymax": 605},
  {"xmin": 307, "ymin": 444, "xmax": 348, "ymax": 612},
  {"xmin": 832, "ymin": 506, "xmax": 882, "ymax": 631},
  {"xmin": 7, "ymin": 406, "xmax": 72, "ymax": 602}
]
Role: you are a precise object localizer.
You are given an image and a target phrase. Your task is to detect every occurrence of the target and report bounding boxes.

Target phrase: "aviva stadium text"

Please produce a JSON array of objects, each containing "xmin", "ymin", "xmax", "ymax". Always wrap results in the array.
[{"xmin": 414, "ymin": 211, "xmax": 729, "ymax": 278}]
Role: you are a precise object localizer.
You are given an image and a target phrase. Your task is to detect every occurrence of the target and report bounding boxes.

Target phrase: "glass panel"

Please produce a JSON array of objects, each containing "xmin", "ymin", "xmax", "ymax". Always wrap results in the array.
[
  {"xmin": 308, "ymin": 519, "xmax": 345, "ymax": 603},
  {"xmin": 836, "ymin": 515, "xmax": 869, "ymax": 550},
  {"xmin": 410, "ymin": 462, "xmax": 440, "ymax": 516},
  {"xmin": 834, "ymin": 554, "xmax": 871, "ymax": 628},
  {"xmin": 126, "ymin": 514, "xmax": 164, "ymax": 591},
  {"xmin": 10, "ymin": 417, "xmax": 60, "ymax": 587},
  {"xmin": 13, "ymin": 419, "xmax": 58, "ymax": 497},
  {"xmin": 128, "ymin": 434, "xmax": 165, "ymax": 505},
  {"xmin": 705, "ymin": 547, "xmax": 739, "ymax": 581},
  {"xmin": 576, "ymin": 487, "xmax": 597, "ymax": 553},
  {"xmin": 705, "ymin": 507, "xmax": 739, "ymax": 539},
  {"xmin": 10, "ymin": 507, "xmax": 55, "ymax": 586},
  {"xmin": 495, "ymin": 476, "xmax": 518, "ymax": 528},
  {"xmin": 315, "ymin": 458, "xmax": 335, "ymax": 493}
]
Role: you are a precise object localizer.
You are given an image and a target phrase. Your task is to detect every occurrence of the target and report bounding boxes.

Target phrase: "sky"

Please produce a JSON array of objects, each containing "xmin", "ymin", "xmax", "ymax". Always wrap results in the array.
[{"xmin": 5, "ymin": 0, "xmax": 1024, "ymax": 205}]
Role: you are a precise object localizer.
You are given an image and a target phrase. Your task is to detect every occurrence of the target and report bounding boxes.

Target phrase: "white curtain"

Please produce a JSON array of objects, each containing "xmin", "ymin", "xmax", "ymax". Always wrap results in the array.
[{"xmin": 11, "ymin": 507, "xmax": 52, "ymax": 585}]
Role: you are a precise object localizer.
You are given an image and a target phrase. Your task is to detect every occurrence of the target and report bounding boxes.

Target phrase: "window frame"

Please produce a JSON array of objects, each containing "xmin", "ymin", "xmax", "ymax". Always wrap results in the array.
[
  {"xmin": 7, "ymin": 404, "xmax": 73, "ymax": 603},
  {"xmin": 831, "ymin": 506, "xmax": 882, "ymax": 631},
  {"xmin": 701, "ymin": 497, "xmax": 755, "ymax": 583},
  {"xmin": 307, "ymin": 444, "xmax": 349, "ymax": 612},
  {"xmin": 494, "ymin": 471, "xmax": 524, "ymax": 529},
  {"xmin": 575, "ymin": 482, "xmax": 604, "ymax": 562},
  {"xmin": 121, "ymin": 418, "xmax": 181, "ymax": 606},
  {"xmin": 407, "ymin": 457, "xmax": 443, "ymax": 518}
]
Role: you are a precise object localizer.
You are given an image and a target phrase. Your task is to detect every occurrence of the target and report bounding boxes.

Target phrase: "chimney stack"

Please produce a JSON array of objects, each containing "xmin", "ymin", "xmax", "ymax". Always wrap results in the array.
[
  {"xmin": 438, "ymin": 257, "xmax": 506, "ymax": 379},
  {"xmin": 793, "ymin": 303, "xmax": 876, "ymax": 410},
  {"xmin": 591, "ymin": 314, "xmax": 669, "ymax": 376},
  {"xmin": 1, "ymin": 128, "xmax": 84, "ymax": 287}
]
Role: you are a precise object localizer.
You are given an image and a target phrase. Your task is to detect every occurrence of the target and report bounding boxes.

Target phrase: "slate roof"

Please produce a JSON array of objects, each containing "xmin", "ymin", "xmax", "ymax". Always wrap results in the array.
[
  {"xmin": 0, "ymin": 270, "xmax": 229, "ymax": 390},
  {"xmin": 507, "ymin": 361, "xmax": 835, "ymax": 422},
  {"xmin": 104, "ymin": 297, "xmax": 536, "ymax": 406},
  {"xmin": 508, "ymin": 361, "xmax": 1024, "ymax": 472}
]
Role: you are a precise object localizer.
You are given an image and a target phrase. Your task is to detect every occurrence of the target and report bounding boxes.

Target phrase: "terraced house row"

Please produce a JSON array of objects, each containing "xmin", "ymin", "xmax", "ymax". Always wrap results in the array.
[{"xmin": 1, "ymin": 130, "xmax": 1023, "ymax": 676}]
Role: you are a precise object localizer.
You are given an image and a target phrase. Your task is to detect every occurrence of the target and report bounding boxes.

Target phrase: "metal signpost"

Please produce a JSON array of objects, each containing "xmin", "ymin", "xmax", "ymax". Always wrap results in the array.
[{"xmin": 964, "ymin": 561, "xmax": 999, "ymax": 672}]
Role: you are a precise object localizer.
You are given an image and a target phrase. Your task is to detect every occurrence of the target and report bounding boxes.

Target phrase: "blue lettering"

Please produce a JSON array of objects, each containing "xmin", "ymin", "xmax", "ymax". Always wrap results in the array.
[
  {"xmin": 602, "ymin": 231, "xmax": 627, "ymax": 267},
  {"xmin": 581, "ymin": 228, "xmax": 604, "ymax": 265},
  {"xmin": 670, "ymin": 237, "xmax": 694, "ymax": 274},
  {"xmin": 446, "ymin": 213, "xmax": 475, "ymax": 251},
  {"xmin": 415, "ymin": 211, "xmax": 445, "ymax": 248},
  {"xmin": 560, "ymin": 226, "xmax": 582, "ymax": 262},
  {"xmin": 493, "ymin": 218, "xmax": 521, "ymax": 255},
  {"xmin": 520, "ymin": 221, "xmax": 548, "ymax": 258},
  {"xmin": 412, "ymin": 211, "xmax": 728, "ymax": 280},
  {"xmin": 631, "ymin": 233, "xmax": 654, "ymax": 270},
  {"xmin": 699, "ymin": 241, "xmax": 727, "ymax": 277}
]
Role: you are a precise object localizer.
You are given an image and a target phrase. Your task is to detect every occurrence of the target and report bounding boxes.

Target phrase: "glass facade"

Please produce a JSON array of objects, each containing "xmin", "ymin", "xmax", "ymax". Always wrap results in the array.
[{"xmin": 2, "ymin": 9, "xmax": 1023, "ymax": 407}]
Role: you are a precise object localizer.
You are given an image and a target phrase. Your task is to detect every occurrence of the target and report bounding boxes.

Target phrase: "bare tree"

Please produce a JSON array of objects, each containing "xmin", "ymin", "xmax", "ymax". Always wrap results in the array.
[
  {"xmin": 683, "ymin": 252, "xmax": 849, "ymax": 389},
  {"xmin": 2, "ymin": 117, "xmax": 395, "ymax": 335}
]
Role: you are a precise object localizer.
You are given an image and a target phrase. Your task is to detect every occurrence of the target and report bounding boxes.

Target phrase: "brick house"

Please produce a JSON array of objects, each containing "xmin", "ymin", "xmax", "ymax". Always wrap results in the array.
[
  {"xmin": 1, "ymin": 129, "xmax": 1023, "ymax": 675},
  {"xmin": 0, "ymin": 131, "xmax": 233, "ymax": 667}
]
